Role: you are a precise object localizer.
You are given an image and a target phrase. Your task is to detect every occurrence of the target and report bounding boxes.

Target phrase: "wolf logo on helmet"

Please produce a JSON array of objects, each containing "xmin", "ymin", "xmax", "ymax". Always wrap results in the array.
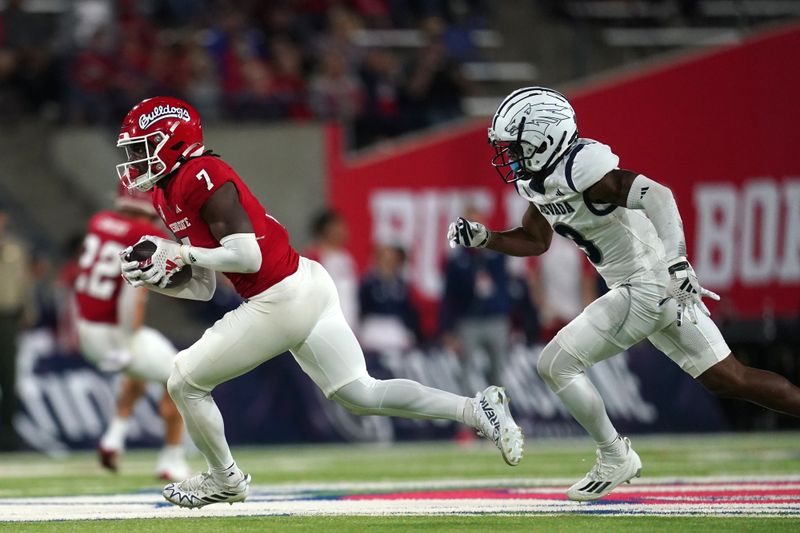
[{"xmin": 502, "ymin": 102, "xmax": 572, "ymax": 137}]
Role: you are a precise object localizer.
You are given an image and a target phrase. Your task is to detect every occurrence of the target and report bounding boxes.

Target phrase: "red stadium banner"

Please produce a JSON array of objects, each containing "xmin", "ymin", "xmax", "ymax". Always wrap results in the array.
[{"xmin": 327, "ymin": 23, "xmax": 800, "ymax": 325}]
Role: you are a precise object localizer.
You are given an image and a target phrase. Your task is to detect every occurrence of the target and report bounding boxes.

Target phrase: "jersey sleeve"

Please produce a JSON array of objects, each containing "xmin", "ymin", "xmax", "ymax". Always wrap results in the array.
[
  {"xmin": 563, "ymin": 140, "xmax": 619, "ymax": 193},
  {"xmin": 179, "ymin": 157, "xmax": 236, "ymax": 213}
]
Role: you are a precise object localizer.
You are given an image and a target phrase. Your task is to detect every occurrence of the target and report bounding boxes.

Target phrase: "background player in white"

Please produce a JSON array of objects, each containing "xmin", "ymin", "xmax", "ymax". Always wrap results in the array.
[
  {"xmin": 74, "ymin": 185, "xmax": 189, "ymax": 480},
  {"xmin": 448, "ymin": 86, "xmax": 800, "ymax": 501},
  {"xmin": 113, "ymin": 96, "xmax": 524, "ymax": 509}
]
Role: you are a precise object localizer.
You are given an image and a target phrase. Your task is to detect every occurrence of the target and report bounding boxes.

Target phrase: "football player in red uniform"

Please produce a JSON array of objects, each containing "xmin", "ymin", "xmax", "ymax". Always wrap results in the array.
[
  {"xmin": 74, "ymin": 184, "xmax": 189, "ymax": 481},
  {"xmin": 115, "ymin": 96, "xmax": 525, "ymax": 508}
]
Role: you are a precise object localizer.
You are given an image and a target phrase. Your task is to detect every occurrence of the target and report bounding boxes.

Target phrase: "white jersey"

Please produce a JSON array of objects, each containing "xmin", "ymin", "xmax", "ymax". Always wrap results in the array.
[{"xmin": 514, "ymin": 138, "xmax": 664, "ymax": 288}]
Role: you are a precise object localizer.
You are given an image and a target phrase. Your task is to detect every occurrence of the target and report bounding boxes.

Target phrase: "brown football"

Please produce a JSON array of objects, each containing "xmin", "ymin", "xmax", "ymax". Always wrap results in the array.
[{"xmin": 126, "ymin": 240, "xmax": 193, "ymax": 288}]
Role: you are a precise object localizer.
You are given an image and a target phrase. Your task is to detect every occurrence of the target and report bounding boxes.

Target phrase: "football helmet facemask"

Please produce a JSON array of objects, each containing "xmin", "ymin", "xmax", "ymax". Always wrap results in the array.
[
  {"xmin": 488, "ymin": 87, "xmax": 578, "ymax": 183},
  {"xmin": 116, "ymin": 96, "xmax": 204, "ymax": 192}
]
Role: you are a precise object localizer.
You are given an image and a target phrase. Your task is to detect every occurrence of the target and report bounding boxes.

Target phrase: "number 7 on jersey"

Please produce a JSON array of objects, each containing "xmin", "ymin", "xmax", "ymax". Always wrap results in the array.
[{"xmin": 196, "ymin": 169, "xmax": 213, "ymax": 191}]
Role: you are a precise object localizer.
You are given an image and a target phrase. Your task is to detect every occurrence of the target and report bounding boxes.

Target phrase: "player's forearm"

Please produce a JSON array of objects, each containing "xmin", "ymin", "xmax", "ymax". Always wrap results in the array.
[
  {"xmin": 147, "ymin": 265, "xmax": 217, "ymax": 301},
  {"xmin": 626, "ymin": 174, "xmax": 687, "ymax": 261},
  {"xmin": 179, "ymin": 233, "xmax": 262, "ymax": 273},
  {"xmin": 487, "ymin": 227, "xmax": 550, "ymax": 256}
]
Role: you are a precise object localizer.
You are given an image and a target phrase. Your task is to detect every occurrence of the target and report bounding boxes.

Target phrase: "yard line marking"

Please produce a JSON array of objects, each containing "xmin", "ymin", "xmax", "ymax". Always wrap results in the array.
[{"xmin": 2, "ymin": 477, "xmax": 800, "ymax": 521}]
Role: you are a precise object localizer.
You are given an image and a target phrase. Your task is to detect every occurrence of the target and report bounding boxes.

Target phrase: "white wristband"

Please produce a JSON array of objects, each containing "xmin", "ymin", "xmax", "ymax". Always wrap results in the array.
[{"xmin": 180, "ymin": 233, "xmax": 262, "ymax": 273}]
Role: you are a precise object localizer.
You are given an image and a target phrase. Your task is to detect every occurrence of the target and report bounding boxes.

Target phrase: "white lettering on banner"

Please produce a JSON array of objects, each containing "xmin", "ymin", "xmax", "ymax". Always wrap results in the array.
[
  {"xmin": 694, "ymin": 179, "xmax": 800, "ymax": 289},
  {"xmin": 741, "ymin": 180, "xmax": 779, "ymax": 285},
  {"xmin": 694, "ymin": 185, "xmax": 737, "ymax": 287},
  {"xmin": 779, "ymin": 180, "xmax": 800, "ymax": 283},
  {"xmin": 370, "ymin": 189, "xmax": 494, "ymax": 297}
]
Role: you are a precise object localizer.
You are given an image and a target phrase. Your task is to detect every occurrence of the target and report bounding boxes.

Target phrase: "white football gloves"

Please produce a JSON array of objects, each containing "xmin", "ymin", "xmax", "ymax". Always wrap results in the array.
[
  {"xmin": 120, "ymin": 236, "xmax": 186, "ymax": 289},
  {"xmin": 659, "ymin": 257, "xmax": 720, "ymax": 327},
  {"xmin": 447, "ymin": 217, "xmax": 490, "ymax": 249}
]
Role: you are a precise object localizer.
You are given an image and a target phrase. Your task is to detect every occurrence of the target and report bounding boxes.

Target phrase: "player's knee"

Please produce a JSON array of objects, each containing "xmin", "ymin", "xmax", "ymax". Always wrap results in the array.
[
  {"xmin": 535, "ymin": 348, "xmax": 556, "ymax": 385},
  {"xmin": 698, "ymin": 356, "xmax": 746, "ymax": 398},
  {"xmin": 536, "ymin": 341, "xmax": 584, "ymax": 392},
  {"xmin": 166, "ymin": 370, "xmax": 185, "ymax": 402}
]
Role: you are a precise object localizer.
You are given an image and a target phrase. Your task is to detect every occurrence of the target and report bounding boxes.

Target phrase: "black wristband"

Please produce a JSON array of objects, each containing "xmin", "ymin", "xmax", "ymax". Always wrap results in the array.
[{"xmin": 668, "ymin": 261, "xmax": 689, "ymax": 274}]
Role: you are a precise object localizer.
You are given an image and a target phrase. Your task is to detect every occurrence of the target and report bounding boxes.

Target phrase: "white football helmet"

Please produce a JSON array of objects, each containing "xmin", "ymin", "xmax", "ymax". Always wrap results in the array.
[{"xmin": 488, "ymin": 87, "xmax": 578, "ymax": 183}]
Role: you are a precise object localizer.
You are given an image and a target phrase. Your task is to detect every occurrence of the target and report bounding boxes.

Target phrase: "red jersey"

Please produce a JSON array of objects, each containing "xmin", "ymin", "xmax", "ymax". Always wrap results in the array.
[
  {"xmin": 75, "ymin": 210, "xmax": 166, "ymax": 323},
  {"xmin": 151, "ymin": 155, "xmax": 299, "ymax": 298}
]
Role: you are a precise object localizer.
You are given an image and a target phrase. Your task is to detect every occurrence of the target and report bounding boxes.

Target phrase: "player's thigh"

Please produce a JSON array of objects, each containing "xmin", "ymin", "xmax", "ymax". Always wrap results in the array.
[
  {"xmin": 291, "ymin": 304, "xmax": 368, "ymax": 399},
  {"xmin": 126, "ymin": 327, "xmax": 177, "ymax": 383},
  {"xmin": 175, "ymin": 296, "xmax": 318, "ymax": 391},
  {"xmin": 648, "ymin": 311, "xmax": 730, "ymax": 378},
  {"xmin": 76, "ymin": 320, "xmax": 127, "ymax": 371},
  {"xmin": 554, "ymin": 312, "xmax": 622, "ymax": 368},
  {"xmin": 555, "ymin": 284, "xmax": 658, "ymax": 366}
]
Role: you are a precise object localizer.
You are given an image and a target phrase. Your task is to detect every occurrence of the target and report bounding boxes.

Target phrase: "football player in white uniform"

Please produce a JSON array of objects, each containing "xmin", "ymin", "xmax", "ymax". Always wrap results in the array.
[{"xmin": 448, "ymin": 86, "xmax": 800, "ymax": 501}]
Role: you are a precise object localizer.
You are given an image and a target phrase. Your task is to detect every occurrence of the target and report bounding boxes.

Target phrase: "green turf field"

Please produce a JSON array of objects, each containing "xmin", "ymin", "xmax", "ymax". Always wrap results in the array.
[{"xmin": 1, "ymin": 432, "xmax": 799, "ymax": 531}]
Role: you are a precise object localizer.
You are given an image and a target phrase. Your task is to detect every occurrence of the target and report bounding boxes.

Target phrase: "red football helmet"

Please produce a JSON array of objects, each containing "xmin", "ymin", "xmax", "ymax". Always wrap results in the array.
[
  {"xmin": 114, "ymin": 180, "xmax": 156, "ymax": 216},
  {"xmin": 116, "ymin": 96, "xmax": 204, "ymax": 191}
]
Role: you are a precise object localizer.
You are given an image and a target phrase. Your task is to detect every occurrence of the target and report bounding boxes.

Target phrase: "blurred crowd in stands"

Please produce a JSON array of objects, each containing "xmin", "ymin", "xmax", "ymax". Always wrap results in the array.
[{"xmin": 0, "ymin": 0, "xmax": 489, "ymax": 147}]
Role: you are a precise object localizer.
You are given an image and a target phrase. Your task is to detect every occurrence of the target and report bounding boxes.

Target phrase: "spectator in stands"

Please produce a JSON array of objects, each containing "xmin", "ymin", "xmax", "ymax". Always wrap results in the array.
[
  {"xmin": 358, "ymin": 243, "xmax": 420, "ymax": 353},
  {"xmin": 440, "ymin": 206, "xmax": 511, "ymax": 390},
  {"xmin": 149, "ymin": 37, "xmax": 194, "ymax": 101},
  {"xmin": 113, "ymin": 35, "xmax": 154, "ymax": 119},
  {"xmin": 355, "ymin": 48, "xmax": 406, "ymax": 147},
  {"xmin": 68, "ymin": 29, "xmax": 116, "ymax": 124},
  {"xmin": 0, "ymin": 209, "xmax": 34, "ymax": 451},
  {"xmin": 312, "ymin": 6, "xmax": 364, "ymax": 68},
  {"xmin": 269, "ymin": 38, "xmax": 311, "ymax": 120},
  {"xmin": 227, "ymin": 34, "xmax": 281, "ymax": 119},
  {"xmin": 183, "ymin": 36, "xmax": 222, "ymax": 120},
  {"xmin": 0, "ymin": 0, "xmax": 58, "ymax": 116},
  {"xmin": 304, "ymin": 210, "xmax": 360, "ymax": 329},
  {"xmin": 308, "ymin": 48, "xmax": 364, "ymax": 122},
  {"xmin": 4, "ymin": 0, "xmax": 486, "ymax": 146},
  {"xmin": 403, "ymin": 33, "xmax": 468, "ymax": 129},
  {"xmin": 526, "ymin": 236, "xmax": 598, "ymax": 342}
]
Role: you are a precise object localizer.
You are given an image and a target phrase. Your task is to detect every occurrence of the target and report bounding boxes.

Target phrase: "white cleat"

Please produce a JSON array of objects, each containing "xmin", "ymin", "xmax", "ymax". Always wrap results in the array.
[
  {"xmin": 163, "ymin": 471, "xmax": 251, "ymax": 508},
  {"xmin": 473, "ymin": 385, "xmax": 524, "ymax": 466},
  {"xmin": 567, "ymin": 437, "xmax": 642, "ymax": 501}
]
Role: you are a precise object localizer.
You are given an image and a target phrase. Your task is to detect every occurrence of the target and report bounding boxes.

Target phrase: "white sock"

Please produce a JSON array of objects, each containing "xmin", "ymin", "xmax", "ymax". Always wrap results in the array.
[
  {"xmin": 100, "ymin": 416, "xmax": 129, "ymax": 451},
  {"xmin": 556, "ymin": 374, "xmax": 619, "ymax": 449},
  {"xmin": 598, "ymin": 434, "xmax": 627, "ymax": 460},
  {"xmin": 211, "ymin": 461, "xmax": 243, "ymax": 485},
  {"xmin": 462, "ymin": 397, "xmax": 478, "ymax": 428}
]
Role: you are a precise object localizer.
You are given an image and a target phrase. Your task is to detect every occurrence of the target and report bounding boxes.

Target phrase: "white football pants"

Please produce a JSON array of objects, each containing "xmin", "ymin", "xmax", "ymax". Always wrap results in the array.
[
  {"xmin": 168, "ymin": 257, "xmax": 470, "ymax": 471},
  {"xmin": 77, "ymin": 320, "xmax": 176, "ymax": 383}
]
